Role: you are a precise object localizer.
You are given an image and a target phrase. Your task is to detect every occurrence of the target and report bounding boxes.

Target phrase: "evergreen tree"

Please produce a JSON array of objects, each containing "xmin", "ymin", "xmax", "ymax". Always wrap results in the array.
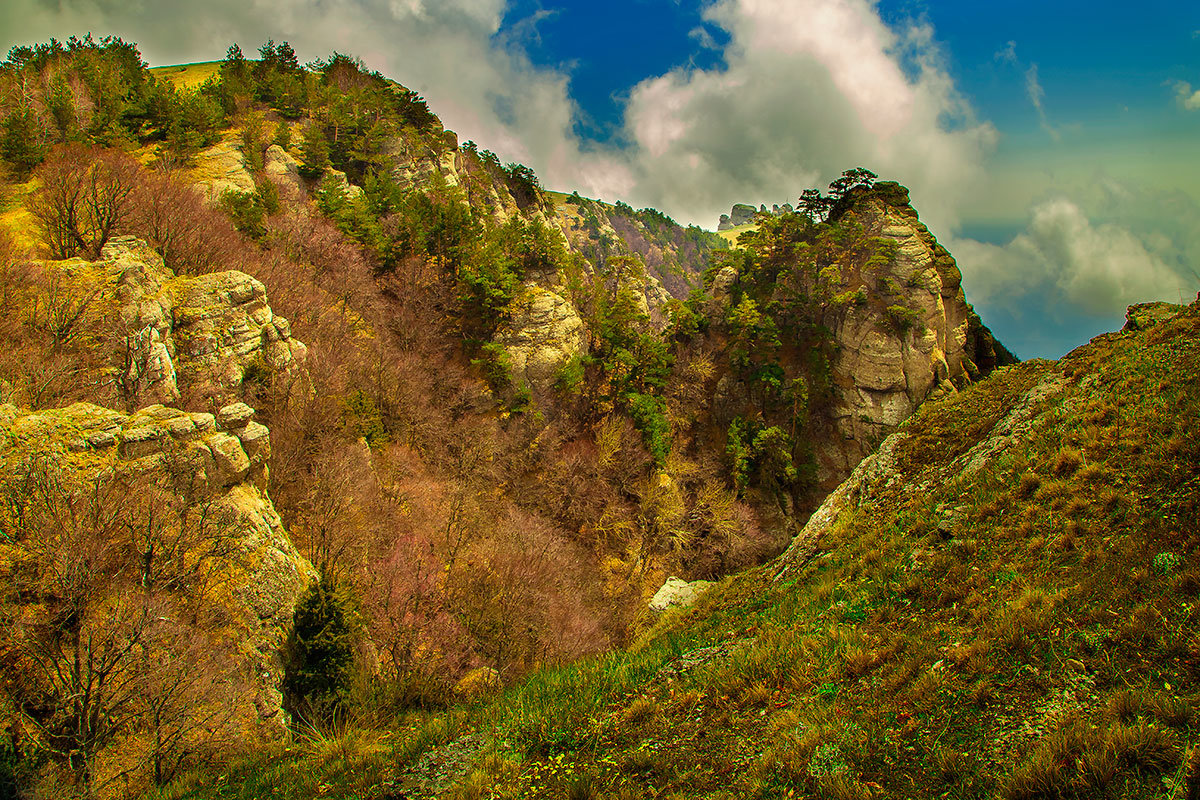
[{"xmin": 284, "ymin": 578, "xmax": 355, "ymax": 722}]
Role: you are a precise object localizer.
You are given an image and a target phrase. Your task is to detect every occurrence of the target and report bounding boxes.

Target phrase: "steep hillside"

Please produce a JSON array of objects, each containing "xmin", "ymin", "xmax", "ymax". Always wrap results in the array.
[
  {"xmin": 154, "ymin": 299, "xmax": 1200, "ymax": 799},
  {"xmin": 0, "ymin": 35, "xmax": 1035, "ymax": 799}
]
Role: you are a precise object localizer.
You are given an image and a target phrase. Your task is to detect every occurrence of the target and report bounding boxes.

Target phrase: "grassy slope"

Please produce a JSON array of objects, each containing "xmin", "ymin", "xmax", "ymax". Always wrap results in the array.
[
  {"xmin": 152, "ymin": 301, "xmax": 1200, "ymax": 799},
  {"xmin": 717, "ymin": 222, "xmax": 757, "ymax": 247},
  {"xmin": 149, "ymin": 61, "xmax": 221, "ymax": 89}
]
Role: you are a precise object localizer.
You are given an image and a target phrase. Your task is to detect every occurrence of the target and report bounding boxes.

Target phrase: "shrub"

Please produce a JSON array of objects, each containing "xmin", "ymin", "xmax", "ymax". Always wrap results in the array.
[
  {"xmin": 284, "ymin": 578, "xmax": 357, "ymax": 723},
  {"xmin": 626, "ymin": 393, "xmax": 670, "ymax": 464}
]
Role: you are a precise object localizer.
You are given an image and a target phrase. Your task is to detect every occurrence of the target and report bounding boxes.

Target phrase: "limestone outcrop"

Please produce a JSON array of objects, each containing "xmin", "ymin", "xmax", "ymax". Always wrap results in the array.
[
  {"xmin": 815, "ymin": 185, "xmax": 1014, "ymax": 488},
  {"xmin": 495, "ymin": 286, "xmax": 588, "ymax": 388},
  {"xmin": 264, "ymin": 143, "xmax": 304, "ymax": 201},
  {"xmin": 80, "ymin": 237, "xmax": 307, "ymax": 405},
  {"xmin": 190, "ymin": 139, "xmax": 256, "ymax": 201},
  {"xmin": 0, "ymin": 399, "xmax": 315, "ymax": 733}
]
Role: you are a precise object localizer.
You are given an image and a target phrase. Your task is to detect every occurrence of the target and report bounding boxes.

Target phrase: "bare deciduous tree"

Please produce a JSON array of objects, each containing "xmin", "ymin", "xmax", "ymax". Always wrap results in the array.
[
  {"xmin": 0, "ymin": 449, "xmax": 242, "ymax": 795},
  {"xmin": 28, "ymin": 144, "xmax": 138, "ymax": 260}
]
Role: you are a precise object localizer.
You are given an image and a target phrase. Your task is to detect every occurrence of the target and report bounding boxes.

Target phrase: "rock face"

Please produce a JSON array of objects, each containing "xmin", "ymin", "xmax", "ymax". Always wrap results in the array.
[
  {"xmin": 495, "ymin": 286, "xmax": 588, "ymax": 388},
  {"xmin": 649, "ymin": 576, "xmax": 713, "ymax": 613},
  {"xmin": 191, "ymin": 139, "xmax": 256, "ymax": 200},
  {"xmin": 0, "ymin": 399, "xmax": 315, "ymax": 733},
  {"xmin": 815, "ymin": 185, "xmax": 1015, "ymax": 488},
  {"xmin": 264, "ymin": 143, "xmax": 304, "ymax": 202},
  {"xmin": 100, "ymin": 237, "xmax": 307, "ymax": 405}
]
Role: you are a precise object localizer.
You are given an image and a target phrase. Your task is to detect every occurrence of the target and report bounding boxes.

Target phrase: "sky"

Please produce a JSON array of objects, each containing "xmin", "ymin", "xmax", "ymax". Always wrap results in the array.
[{"xmin": 2, "ymin": 0, "xmax": 1198, "ymax": 358}]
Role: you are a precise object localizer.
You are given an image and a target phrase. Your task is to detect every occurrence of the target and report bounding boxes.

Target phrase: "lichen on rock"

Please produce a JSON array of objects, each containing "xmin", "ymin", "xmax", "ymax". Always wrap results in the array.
[
  {"xmin": 69, "ymin": 236, "xmax": 309, "ymax": 407},
  {"xmin": 495, "ymin": 285, "xmax": 588, "ymax": 388}
]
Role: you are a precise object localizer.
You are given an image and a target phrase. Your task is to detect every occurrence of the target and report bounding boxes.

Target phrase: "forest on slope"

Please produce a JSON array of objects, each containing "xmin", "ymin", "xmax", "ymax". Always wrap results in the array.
[{"xmin": 0, "ymin": 35, "xmax": 1021, "ymax": 798}]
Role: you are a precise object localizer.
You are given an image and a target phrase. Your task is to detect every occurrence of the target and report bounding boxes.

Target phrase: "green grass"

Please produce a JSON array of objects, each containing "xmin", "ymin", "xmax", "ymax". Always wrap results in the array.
[
  {"xmin": 716, "ymin": 222, "xmax": 757, "ymax": 246},
  {"xmin": 152, "ymin": 304, "xmax": 1200, "ymax": 798},
  {"xmin": 150, "ymin": 61, "xmax": 222, "ymax": 89}
]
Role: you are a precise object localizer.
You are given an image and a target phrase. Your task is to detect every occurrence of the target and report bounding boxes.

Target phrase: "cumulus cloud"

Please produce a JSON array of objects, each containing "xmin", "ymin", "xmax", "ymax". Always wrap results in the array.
[
  {"xmin": 952, "ymin": 198, "xmax": 1192, "ymax": 317},
  {"xmin": 611, "ymin": 0, "xmax": 998, "ymax": 233},
  {"xmin": 0, "ymin": 0, "xmax": 998, "ymax": 235},
  {"xmin": 1173, "ymin": 81, "xmax": 1200, "ymax": 110}
]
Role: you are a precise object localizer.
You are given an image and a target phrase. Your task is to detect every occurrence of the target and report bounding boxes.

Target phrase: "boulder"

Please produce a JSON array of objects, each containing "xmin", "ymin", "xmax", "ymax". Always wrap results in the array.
[
  {"xmin": 729, "ymin": 203, "xmax": 757, "ymax": 227},
  {"xmin": 1124, "ymin": 302, "xmax": 1184, "ymax": 331},
  {"xmin": 208, "ymin": 432, "xmax": 251, "ymax": 487},
  {"xmin": 218, "ymin": 402, "xmax": 256, "ymax": 431},
  {"xmin": 649, "ymin": 576, "xmax": 712, "ymax": 613},
  {"xmin": 325, "ymin": 168, "xmax": 364, "ymax": 200}
]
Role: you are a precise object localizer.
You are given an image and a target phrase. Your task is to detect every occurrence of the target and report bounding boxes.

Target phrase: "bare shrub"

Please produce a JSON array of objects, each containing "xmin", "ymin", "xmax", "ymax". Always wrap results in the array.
[
  {"xmin": 126, "ymin": 167, "xmax": 247, "ymax": 275},
  {"xmin": 28, "ymin": 144, "xmax": 138, "ymax": 259},
  {"xmin": 0, "ymin": 451, "xmax": 243, "ymax": 794}
]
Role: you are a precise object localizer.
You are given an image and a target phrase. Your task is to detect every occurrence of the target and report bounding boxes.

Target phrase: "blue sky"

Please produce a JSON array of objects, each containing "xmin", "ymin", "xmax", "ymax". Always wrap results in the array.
[{"xmin": 2, "ymin": 0, "xmax": 1197, "ymax": 358}]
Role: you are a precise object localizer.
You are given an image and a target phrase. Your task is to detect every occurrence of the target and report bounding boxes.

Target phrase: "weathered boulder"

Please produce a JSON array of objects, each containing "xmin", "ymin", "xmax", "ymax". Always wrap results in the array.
[
  {"xmin": 649, "ymin": 576, "xmax": 713, "ymax": 613},
  {"xmin": 1124, "ymin": 302, "xmax": 1185, "ymax": 331},
  {"xmin": 325, "ymin": 167, "xmax": 364, "ymax": 201},
  {"xmin": 495, "ymin": 286, "xmax": 588, "ymax": 388}
]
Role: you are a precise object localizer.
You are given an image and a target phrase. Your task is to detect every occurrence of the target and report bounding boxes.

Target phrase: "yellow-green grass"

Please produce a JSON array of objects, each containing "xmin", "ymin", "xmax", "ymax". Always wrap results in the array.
[
  {"xmin": 150, "ymin": 61, "xmax": 221, "ymax": 90},
  {"xmin": 716, "ymin": 222, "xmax": 757, "ymax": 246},
  {"xmin": 0, "ymin": 179, "xmax": 39, "ymax": 253},
  {"xmin": 152, "ymin": 305, "xmax": 1200, "ymax": 799}
]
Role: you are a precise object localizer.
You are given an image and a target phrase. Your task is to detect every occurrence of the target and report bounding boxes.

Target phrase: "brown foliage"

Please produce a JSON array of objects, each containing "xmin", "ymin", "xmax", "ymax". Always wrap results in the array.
[
  {"xmin": 0, "ymin": 452, "xmax": 245, "ymax": 794},
  {"xmin": 126, "ymin": 166, "xmax": 249, "ymax": 275},
  {"xmin": 28, "ymin": 144, "xmax": 138, "ymax": 260}
]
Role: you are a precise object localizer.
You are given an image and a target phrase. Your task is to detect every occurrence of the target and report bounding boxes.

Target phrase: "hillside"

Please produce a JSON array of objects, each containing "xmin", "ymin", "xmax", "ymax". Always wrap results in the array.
[
  {"xmin": 6, "ymin": 33, "xmax": 1175, "ymax": 800},
  {"xmin": 148, "ymin": 299, "xmax": 1200, "ymax": 799}
]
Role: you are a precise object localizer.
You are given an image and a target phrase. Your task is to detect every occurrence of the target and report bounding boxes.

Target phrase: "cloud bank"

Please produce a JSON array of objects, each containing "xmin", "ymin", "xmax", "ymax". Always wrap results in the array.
[
  {"xmin": 953, "ymin": 198, "xmax": 1190, "ymax": 319},
  {"xmin": 1173, "ymin": 81, "xmax": 1200, "ymax": 111}
]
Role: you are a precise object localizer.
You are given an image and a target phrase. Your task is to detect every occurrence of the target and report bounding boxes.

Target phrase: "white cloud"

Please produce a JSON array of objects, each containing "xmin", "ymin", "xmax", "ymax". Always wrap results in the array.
[
  {"xmin": 610, "ymin": 0, "xmax": 997, "ymax": 234},
  {"xmin": 953, "ymin": 198, "xmax": 1192, "ymax": 316},
  {"xmin": 994, "ymin": 40, "xmax": 1017, "ymax": 65},
  {"xmin": 1173, "ymin": 81, "xmax": 1200, "ymax": 110},
  {"xmin": 1024, "ymin": 63, "xmax": 1060, "ymax": 140}
]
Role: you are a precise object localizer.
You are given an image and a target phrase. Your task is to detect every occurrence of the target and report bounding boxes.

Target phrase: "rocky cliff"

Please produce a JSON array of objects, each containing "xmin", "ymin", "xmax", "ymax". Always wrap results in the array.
[
  {"xmin": 0, "ymin": 399, "xmax": 315, "ymax": 736},
  {"xmin": 41, "ymin": 236, "xmax": 307, "ymax": 409},
  {"xmin": 815, "ymin": 183, "xmax": 1014, "ymax": 486}
]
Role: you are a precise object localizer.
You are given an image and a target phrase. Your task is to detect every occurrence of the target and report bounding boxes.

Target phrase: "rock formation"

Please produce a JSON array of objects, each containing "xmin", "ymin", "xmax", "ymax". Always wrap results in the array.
[
  {"xmin": 62, "ymin": 237, "xmax": 307, "ymax": 406},
  {"xmin": 0, "ymin": 399, "xmax": 315, "ymax": 733},
  {"xmin": 264, "ymin": 143, "xmax": 305, "ymax": 202},
  {"xmin": 495, "ymin": 286, "xmax": 588, "ymax": 388},
  {"xmin": 815, "ymin": 184, "xmax": 1014, "ymax": 487},
  {"xmin": 190, "ymin": 139, "xmax": 256, "ymax": 201}
]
